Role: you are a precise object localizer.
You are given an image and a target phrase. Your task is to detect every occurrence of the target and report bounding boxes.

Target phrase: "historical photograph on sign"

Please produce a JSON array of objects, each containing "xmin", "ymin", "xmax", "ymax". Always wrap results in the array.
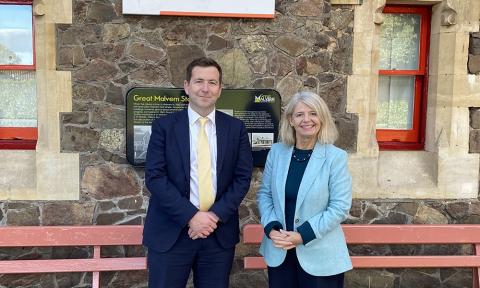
[
  {"xmin": 251, "ymin": 132, "xmax": 274, "ymax": 151},
  {"xmin": 134, "ymin": 125, "xmax": 151, "ymax": 162}
]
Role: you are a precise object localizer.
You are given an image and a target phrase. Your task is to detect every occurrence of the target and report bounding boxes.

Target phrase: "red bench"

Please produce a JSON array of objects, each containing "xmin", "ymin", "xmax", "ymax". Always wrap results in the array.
[
  {"xmin": 0, "ymin": 225, "xmax": 146, "ymax": 288},
  {"xmin": 243, "ymin": 224, "xmax": 480, "ymax": 288}
]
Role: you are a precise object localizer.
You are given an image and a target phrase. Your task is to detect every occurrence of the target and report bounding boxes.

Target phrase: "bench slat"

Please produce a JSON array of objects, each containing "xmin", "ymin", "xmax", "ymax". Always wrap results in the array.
[
  {"xmin": 243, "ymin": 221, "xmax": 480, "ymax": 288},
  {"xmin": 244, "ymin": 256, "xmax": 266, "ymax": 269},
  {"xmin": 0, "ymin": 226, "xmax": 143, "ymax": 247},
  {"xmin": 243, "ymin": 224, "xmax": 480, "ymax": 244},
  {"xmin": 352, "ymin": 256, "xmax": 480, "ymax": 268},
  {"xmin": 0, "ymin": 258, "xmax": 147, "ymax": 274},
  {"xmin": 344, "ymin": 225, "xmax": 480, "ymax": 244},
  {"xmin": 244, "ymin": 256, "xmax": 480, "ymax": 269}
]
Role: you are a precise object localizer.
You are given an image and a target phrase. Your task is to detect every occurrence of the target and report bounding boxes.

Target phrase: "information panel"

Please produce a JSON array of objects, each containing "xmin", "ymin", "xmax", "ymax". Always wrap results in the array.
[
  {"xmin": 122, "ymin": 0, "xmax": 275, "ymax": 18},
  {"xmin": 126, "ymin": 87, "xmax": 281, "ymax": 167}
]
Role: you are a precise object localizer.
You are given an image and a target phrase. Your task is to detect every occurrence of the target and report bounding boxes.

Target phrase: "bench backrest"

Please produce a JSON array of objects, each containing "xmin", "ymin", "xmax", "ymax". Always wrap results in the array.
[
  {"xmin": 0, "ymin": 225, "xmax": 146, "ymax": 288},
  {"xmin": 244, "ymin": 224, "xmax": 480, "ymax": 244},
  {"xmin": 243, "ymin": 224, "xmax": 480, "ymax": 288}
]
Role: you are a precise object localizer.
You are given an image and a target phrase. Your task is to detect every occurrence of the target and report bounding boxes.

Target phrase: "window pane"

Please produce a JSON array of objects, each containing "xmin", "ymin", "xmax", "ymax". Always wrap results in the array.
[
  {"xmin": 0, "ymin": 5, "xmax": 33, "ymax": 65},
  {"xmin": 380, "ymin": 13, "xmax": 420, "ymax": 70},
  {"xmin": 0, "ymin": 70, "xmax": 36, "ymax": 127},
  {"xmin": 376, "ymin": 76, "xmax": 414, "ymax": 130}
]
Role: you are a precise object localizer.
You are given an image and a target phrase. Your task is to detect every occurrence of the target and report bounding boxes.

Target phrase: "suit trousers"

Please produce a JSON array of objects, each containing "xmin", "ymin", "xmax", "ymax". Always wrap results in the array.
[
  {"xmin": 267, "ymin": 249, "xmax": 344, "ymax": 288},
  {"xmin": 147, "ymin": 228, "xmax": 235, "ymax": 288}
]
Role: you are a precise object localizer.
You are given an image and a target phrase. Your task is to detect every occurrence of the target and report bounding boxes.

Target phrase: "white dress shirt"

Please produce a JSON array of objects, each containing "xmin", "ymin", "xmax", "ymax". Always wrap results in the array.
[{"xmin": 188, "ymin": 105, "xmax": 217, "ymax": 209}]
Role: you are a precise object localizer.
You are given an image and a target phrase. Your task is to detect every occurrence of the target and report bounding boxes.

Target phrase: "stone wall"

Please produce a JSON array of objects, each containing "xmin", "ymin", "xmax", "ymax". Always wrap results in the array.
[
  {"xmin": 469, "ymin": 32, "xmax": 480, "ymax": 74},
  {"xmin": 1, "ymin": 0, "xmax": 479, "ymax": 287},
  {"xmin": 2, "ymin": 197, "xmax": 480, "ymax": 287}
]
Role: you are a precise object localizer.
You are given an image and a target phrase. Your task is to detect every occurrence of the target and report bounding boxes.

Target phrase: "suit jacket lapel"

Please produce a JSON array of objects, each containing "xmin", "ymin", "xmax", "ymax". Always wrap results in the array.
[
  {"xmin": 216, "ymin": 111, "xmax": 228, "ymax": 185},
  {"xmin": 174, "ymin": 110, "xmax": 190, "ymax": 181},
  {"xmin": 295, "ymin": 143, "xmax": 326, "ymax": 212},
  {"xmin": 276, "ymin": 144, "xmax": 293, "ymax": 215}
]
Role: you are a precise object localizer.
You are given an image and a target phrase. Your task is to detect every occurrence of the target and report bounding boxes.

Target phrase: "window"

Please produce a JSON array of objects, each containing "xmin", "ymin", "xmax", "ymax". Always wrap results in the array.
[
  {"xmin": 0, "ymin": 0, "xmax": 36, "ymax": 149},
  {"xmin": 376, "ymin": 6, "xmax": 431, "ymax": 150}
]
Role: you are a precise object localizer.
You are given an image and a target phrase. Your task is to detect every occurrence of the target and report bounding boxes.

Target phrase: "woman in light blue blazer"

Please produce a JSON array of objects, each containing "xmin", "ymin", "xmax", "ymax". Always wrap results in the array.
[{"xmin": 257, "ymin": 91, "xmax": 352, "ymax": 288}]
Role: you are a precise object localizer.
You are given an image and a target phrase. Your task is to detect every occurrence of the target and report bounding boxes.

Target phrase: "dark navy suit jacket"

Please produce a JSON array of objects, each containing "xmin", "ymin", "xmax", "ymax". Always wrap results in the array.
[{"xmin": 143, "ymin": 109, "xmax": 253, "ymax": 253}]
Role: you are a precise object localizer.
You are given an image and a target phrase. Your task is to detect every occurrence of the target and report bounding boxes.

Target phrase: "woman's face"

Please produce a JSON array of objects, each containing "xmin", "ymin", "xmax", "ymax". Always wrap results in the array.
[{"xmin": 289, "ymin": 102, "xmax": 321, "ymax": 141}]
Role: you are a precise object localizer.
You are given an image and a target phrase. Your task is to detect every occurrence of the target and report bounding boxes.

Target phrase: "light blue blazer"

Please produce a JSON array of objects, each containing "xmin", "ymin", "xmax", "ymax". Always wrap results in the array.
[{"xmin": 257, "ymin": 142, "xmax": 352, "ymax": 276}]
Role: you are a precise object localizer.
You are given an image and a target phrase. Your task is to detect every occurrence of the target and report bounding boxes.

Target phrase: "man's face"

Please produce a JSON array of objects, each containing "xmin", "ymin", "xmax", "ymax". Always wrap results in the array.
[{"xmin": 184, "ymin": 66, "xmax": 222, "ymax": 116}]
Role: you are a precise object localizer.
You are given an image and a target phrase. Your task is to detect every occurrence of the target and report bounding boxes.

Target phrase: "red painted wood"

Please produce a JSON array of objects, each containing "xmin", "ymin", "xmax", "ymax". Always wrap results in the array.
[
  {"xmin": 0, "ymin": 64, "xmax": 35, "ymax": 70},
  {"xmin": 244, "ymin": 256, "xmax": 480, "ymax": 269},
  {"xmin": 244, "ymin": 224, "xmax": 480, "ymax": 244},
  {"xmin": 92, "ymin": 271, "xmax": 100, "ymax": 288},
  {"xmin": 343, "ymin": 224, "xmax": 480, "ymax": 244},
  {"xmin": 379, "ymin": 70, "xmax": 426, "ymax": 75},
  {"xmin": 0, "ymin": 258, "xmax": 147, "ymax": 273},
  {"xmin": 351, "ymin": 256, "xmax": 480, "ymax": 268},
  {"xmin": 0, "ymin": 226, "xmax": 145, "ymax": 287},
  {"xmin": 0, "ymin": 127, "xmax": 37, "ymax": 149},
  {"xmin": 243, "ymin": 222, "xmax": 480, "ymax": 288},
  {"xmin": 93, "ymin": 245, "xmax": 101, "ymax": 258},
  {"xmin": 92, "ymin": 246, "xmax": 101, "ymax": 288},
  {"xmin": 475, "ymin": 244, "xmax": 480, "ymax": 288},
  {"xmin": 244, "ymin": 257, "xmax": 266, "ymax": 269},
  {"xmin": 0, "ymin": 226, "xmax": 143, "ymax": 247},
  {"xmin": 243, "ymin": 224, "xmax": 264, "ymax": 244},
  {"xmin": 0, "ymin": 139, "xmax": 36, "ymax": 149},
  {"xmin": 0, "ymin": 1, "xmax": 32, "ymax": 5},
  {"xmin": 376, "ymin": 141, "xmax": 424, "ymax": 150},
  {"xmin": 0, "ymin": 127, "xmax": 38, "ymax": 140}
]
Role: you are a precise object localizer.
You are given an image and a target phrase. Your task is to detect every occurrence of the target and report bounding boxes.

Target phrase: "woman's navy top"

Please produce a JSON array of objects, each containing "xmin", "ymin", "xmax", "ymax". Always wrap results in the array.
[{"xmin": 263, "ymin": 147, "xmax": 316, "ymax": 245}]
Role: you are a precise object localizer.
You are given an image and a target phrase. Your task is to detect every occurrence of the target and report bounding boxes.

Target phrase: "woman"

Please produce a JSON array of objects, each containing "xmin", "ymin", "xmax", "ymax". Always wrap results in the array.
[{"xmin": 257, "ymin": 91, "xmax": 352, "ymax": 288}]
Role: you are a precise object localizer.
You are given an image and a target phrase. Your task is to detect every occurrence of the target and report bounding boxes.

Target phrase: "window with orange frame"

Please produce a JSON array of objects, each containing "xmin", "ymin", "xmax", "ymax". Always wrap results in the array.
[
  {"xmin": 0, "ymin": 0, "xmax": 37, "ymax": 149},
  {"xmin": 376, "ymin": 5, "xmax": 431, "ymax": 150}
]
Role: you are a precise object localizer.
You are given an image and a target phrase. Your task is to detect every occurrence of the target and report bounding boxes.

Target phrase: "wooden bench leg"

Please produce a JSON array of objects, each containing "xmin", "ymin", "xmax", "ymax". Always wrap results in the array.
[
  {"xmin": 474, "ymin": 244, "xmax": 480, "ymax": 288},
  {"xmin": 93, "ymin": 272, "xmax": 100, "ymax": 288},
  {"xmin": 93, "ymin": 246, "xmax": 101, "ymax": 288}
]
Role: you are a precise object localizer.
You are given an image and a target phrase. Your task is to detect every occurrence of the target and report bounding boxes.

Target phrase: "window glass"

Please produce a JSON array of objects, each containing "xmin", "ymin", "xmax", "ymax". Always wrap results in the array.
[
  {"xmin": 0, "ymin": 5, "xmax": 34, "ymax": 65},
  {"xmin": 376, "ymin": 75, "xmax": 414, "ymax": 130},
  {"xmin": 0, "ymin": 70, "xmax": 36, "ymax": 127},
  {"xmin": 380, "ymin": 13, "xmax": 420, "ymax": 70}
]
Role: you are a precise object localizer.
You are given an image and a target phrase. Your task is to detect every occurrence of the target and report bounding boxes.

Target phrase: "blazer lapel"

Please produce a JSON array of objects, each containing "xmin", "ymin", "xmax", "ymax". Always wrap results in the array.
[
  {"xmin": 276, "ymin": 144, "xmax": 293, "ymax": 215},
  {"xmin": 295, "ymin": 143, "xmax": 326, "ymax": 212},
  {"xmin": 174, "ymin": 110, "xmax": 190, "ymax": 181},
  {"xmin": 216, "ymin": 111, "xmax": 228, "ymax": 185}
]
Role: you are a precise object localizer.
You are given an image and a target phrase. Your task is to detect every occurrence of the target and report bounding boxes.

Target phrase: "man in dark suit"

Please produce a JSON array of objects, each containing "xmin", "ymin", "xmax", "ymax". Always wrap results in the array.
[{"xmin": 144, "ymin": 57, "xmax": 253, "ymax": 288}]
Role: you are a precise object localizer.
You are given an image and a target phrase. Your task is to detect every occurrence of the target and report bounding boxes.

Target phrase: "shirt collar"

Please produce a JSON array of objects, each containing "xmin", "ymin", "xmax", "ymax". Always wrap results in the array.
[{"xmin": 188, "ymin": 105, "xmax": 216, "ymax": 127}]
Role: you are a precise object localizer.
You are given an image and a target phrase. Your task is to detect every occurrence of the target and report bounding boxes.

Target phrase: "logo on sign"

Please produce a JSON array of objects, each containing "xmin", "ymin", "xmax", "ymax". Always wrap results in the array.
[{"xmin": 254, "ymin": 94, "xmax": 275, "ymax": 103}]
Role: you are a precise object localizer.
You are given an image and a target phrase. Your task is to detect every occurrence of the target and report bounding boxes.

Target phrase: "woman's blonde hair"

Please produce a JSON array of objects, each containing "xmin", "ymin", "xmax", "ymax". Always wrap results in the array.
[{"xmin": 278, "ymin": 91, "xmax": 338, "ymax": 146}]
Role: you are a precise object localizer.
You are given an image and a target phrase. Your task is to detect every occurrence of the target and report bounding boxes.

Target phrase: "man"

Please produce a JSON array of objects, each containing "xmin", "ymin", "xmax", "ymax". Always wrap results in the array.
[{"xmin": 143, "ymin": 57, "xmax": 253, "ymax": 288}]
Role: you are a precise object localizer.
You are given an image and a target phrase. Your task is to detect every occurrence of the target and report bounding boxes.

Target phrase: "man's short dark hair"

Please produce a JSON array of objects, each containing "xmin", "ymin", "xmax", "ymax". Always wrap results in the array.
[{"xmin": 186, "ymin": 57, "xmax": 222, "ymax": 84}]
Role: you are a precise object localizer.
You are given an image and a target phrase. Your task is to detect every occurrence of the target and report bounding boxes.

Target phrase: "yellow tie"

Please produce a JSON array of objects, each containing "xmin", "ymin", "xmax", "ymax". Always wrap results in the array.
[{"xmin": 197, "ymin": 117, "xmax": 214, "ymax": 211}]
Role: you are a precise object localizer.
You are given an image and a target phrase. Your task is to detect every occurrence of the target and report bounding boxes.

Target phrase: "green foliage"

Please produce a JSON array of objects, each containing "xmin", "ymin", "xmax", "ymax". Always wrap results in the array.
[
  {"xmin": 0, "ymin": 71, "xmax": 36, "ymax": 126},
  {"xmin": 377, "ymin": 13, "xmax": 419, "ymax": 130},
  {"xmin": 376, "ymin": 100, "xmax": 410, "ymax": 129},
  {"xmin": 380, "ymin": 13, "xmax": 420, "ymax": 70}
]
